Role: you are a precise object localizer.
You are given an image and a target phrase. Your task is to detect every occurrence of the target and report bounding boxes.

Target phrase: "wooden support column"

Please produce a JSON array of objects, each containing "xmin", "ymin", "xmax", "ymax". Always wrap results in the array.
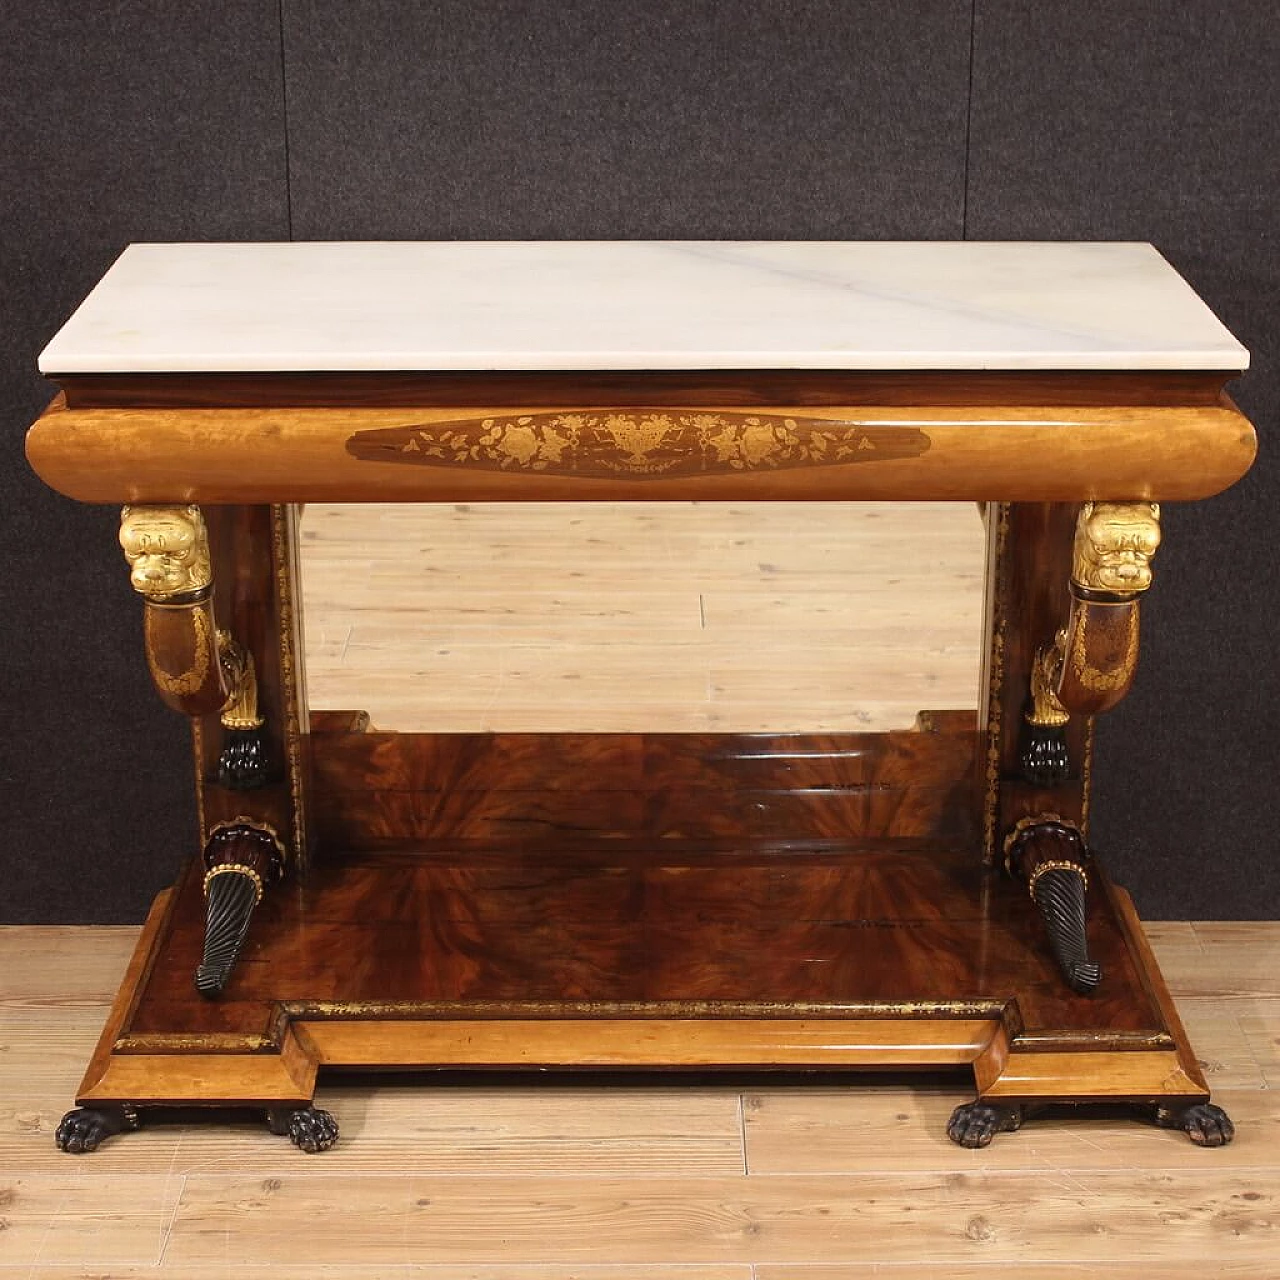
[
  {"xmin": 981, "ymin": 501, "xmax": 1092, "ymax": 863},
  {"xmin": 195, "ymin": 504, "xmax": 313, "ymax": 873}
]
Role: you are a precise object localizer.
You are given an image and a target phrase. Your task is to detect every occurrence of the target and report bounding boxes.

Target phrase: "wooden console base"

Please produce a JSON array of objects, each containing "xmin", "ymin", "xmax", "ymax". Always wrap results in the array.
[
  {"xmin": 64, "ymin": 717, "xmax": 1215, "ymax": 1155},
  {"xmin": 77, "ymin": 838, "xmax": 1206, "ymax": 1117}
]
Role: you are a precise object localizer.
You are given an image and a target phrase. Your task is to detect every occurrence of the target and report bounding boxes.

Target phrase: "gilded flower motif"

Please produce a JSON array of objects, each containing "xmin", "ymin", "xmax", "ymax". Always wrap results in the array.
[{"xmin": 349, "ymin": 411, "xmax": 930, "ymax": 478}]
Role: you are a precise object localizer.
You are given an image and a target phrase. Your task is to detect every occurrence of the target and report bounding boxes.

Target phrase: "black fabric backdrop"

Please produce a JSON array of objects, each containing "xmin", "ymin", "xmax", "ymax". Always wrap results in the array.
[{"xmin": 1, "ymin": 1, "xmax": 1275, "ymax": 922}]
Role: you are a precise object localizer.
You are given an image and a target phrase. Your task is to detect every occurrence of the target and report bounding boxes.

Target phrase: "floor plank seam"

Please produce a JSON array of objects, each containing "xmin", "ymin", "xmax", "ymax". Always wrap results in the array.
[{"xmin": 153, "ymin": 1170, "xmax": 188, "ymax": 1267}]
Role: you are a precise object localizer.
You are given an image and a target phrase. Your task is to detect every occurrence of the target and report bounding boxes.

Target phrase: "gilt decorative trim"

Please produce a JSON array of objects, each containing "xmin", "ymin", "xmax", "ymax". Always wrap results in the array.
[
  {"xmin": 205, "ymin": 815, "xmax": 289, "ymax": 871},
  {"xmin": 982, "ymin": 503, "xmax": 1010, "ymax": 863},
  {"xmin": 271, "ymin": 504, "xmax": 307, "ymax": 868},
  {"xmin": 1067, "ymin": 603, "xmax": 1141, "ymax": 692},
  {"xmin": 346, "ymin": 411, "xmax": 931, "ymax": 479},
  {"xmin": 203, "ymin": 861, "xmax": 265, "ymax": 903},
  {"xmin": 144, "ymin": 603, "xmax": 213, "ymax": 696}
]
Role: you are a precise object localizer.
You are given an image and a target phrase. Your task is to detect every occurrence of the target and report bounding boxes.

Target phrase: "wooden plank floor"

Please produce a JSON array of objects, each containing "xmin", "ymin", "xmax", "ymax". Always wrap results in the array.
[{"xmin": 1, "ymin": 923, "xmax": 1276, "ymax": 1276}]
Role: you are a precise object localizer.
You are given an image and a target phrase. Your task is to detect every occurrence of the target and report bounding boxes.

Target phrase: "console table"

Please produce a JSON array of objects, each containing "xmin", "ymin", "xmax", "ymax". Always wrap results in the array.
[{"xmin": 26, "ymin": 241, "xmax": 1255, "ymax": 1154}]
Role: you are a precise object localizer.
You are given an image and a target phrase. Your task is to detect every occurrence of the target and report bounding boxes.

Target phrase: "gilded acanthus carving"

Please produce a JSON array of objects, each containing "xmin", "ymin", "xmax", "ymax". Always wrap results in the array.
[
  {"xmin": 1026, "ymin": 604, "xmax": 1142, "ymax": 719},
  {"xmin": 217, "ymin": 632, "xmax": 265, "ymax": 731},
  {"xmin": 1027, "ymin": 633, "xmax": 1070, "ymax": 729},
  {"xmin": 1071, "ymin": 502, "xmax": 1161, "ymax": 595}
]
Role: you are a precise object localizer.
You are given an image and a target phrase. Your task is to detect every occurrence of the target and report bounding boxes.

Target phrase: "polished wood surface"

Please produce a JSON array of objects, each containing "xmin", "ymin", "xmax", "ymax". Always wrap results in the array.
[
  {"xmin": 5, "ymin": 922, "xmax": 1277, "ymax": 1273},
  {"xmin": 103, "ymin": 834, "xmax": 1166, "ymax": 1037},
  {"xmin": 192, "ymin": 505, "xmax": 312, "ymax": 867},
  {"xmin": 1057, "ymin": 594, "xmax": 1142, "ymax": 713},
  {"xmin": 55, "ymin": 367, "xmax": 1237, "ymax": 409},
  {"xmin": 140, "ymin": 594, "xmax": 229, "ymax": 716},
  {"xmin": 304, "ymin": 1018, "xmax": 997, "ymax": 1069},
  {"xmin": 123, "ymin": 842, "xmax": 1115, "ymax": 1024},
  {"xmin": 26, "ymin": 395, "xmax": 1256, "ymax": 503},
  {"xmin": 308, "ymin": 723, "xmax": 978, "ymax": 846},
  {"xmin": 56, "ymin": 496, "xmax": 1231, "ymax": 1120},
  {"xmin": 985, "ymin": 502, "xmax": 1091, "ymax": 860},
  {"xmin": 74, "ymin": 690, "xmax": 1207, "ymax": 1110}
]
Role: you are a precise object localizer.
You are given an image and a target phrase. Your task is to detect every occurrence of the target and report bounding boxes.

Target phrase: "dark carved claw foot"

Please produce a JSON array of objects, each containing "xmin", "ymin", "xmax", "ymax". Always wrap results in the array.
[
  {"xmin": 1154, "ymin": 1102, "xmax": 1235, "ymax": 1147},
  {"xmin": 55, "ymin": 1104, "xmax": 141, "ymax": 1153},
  {"xmin": 947, "ymin": 1101, "xmax": 1024, "ymax": 1148},
  {"xmin": 266, "ymin": 1106, "xmax": 339, "ymax": 1153}
]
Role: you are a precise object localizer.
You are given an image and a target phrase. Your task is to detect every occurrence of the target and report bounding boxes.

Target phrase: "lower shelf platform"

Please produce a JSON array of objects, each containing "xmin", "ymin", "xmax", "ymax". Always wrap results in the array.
[{"xmin": 74, "ymin": 839, "xmax": 1210, "ymax": 1135}]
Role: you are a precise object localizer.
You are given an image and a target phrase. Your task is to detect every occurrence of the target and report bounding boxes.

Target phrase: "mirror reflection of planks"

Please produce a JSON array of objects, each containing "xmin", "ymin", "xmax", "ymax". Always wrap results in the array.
[{"xmin": 299, "ymin": 502, "xmax": 985, "ymax": 733}]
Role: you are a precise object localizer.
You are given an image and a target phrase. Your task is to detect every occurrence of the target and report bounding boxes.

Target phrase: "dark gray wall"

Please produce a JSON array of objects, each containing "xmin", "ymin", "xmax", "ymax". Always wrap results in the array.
[
  {"xmin": 966, "ymin": 2, "xmax": 1280, "ymax": 917},
  {"xmin": 0, "ymin": 2, "xmax": 288, "ymax": 924},
  {"xmin": 2, "ymin": 2, "xmax": 1274, "ymax": 921}
]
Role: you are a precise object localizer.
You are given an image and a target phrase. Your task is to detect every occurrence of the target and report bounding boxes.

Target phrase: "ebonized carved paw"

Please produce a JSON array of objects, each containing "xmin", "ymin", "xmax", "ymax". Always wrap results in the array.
[
  {"xmin": 1019, "ymin": 724, "xmax": 1071, "ymax": 786},
  {"xmin": 1154, "ymin": 1102, "xmax": 1235, "ymax": 1147},
  {"xmin": 217, "ymin": 729, "xmax": 272, "ymax": 790},
  {"xmin": 267, "ymin": 1106, "xmax": 339, "ymax": 1153},
  {"xmin": 55, "ymin": 1105, "xmax": 139, "ymax": 1153},
  {"xmin": 947, "ymin": 1101, "xmax": 1024, "ymax": 1148}
]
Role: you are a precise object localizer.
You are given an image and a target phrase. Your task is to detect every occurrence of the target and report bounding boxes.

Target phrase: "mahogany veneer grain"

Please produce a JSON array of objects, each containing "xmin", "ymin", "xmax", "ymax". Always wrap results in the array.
[
  {"xmin": 308, "ymin": 726, "xmax": 979, "ymax": 848},
  {"xmin": 117, "ymin": 839, "xmax": 1163, "ymax": 1040}
]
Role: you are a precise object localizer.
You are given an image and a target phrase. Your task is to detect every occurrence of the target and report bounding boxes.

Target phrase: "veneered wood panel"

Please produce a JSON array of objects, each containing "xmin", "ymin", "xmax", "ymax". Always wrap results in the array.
[
  {"xmin": 310, "ymin": 728, "xmax": 978, "ymax": 846},
  {"xmin": 25, "ymin": 398, "xmax": 1256, "ymax": 504},
  {"xmin": 112, "ymin": 841, "xmax": 1166, "ymax": 1045},
  {"xmin": 305, "ymin": 1018, "xmax": 994, "ymax": 1068}
]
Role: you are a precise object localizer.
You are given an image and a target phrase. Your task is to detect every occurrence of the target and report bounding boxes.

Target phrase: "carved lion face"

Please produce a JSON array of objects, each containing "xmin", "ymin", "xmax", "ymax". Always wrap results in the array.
[
  {"xmin": 119, "ymin": 505, "xmax": 212, "ymax": 598},
  {"xmin": 1075, "ymin": 502, "xmax": 1161, "ymax": 593}
]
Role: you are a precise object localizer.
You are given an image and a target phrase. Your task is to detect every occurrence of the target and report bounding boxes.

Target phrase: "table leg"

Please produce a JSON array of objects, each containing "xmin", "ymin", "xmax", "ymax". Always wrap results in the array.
[{"xmin": 115, "ymin": 503, "xmax": 312, "ymax": 996}]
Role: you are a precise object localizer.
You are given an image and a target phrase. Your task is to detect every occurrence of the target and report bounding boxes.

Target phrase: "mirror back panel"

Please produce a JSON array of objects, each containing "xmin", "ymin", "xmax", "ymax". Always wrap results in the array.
[{"xmin": 299, "ymin": 501, "xmax": 985, "ymax": 733}]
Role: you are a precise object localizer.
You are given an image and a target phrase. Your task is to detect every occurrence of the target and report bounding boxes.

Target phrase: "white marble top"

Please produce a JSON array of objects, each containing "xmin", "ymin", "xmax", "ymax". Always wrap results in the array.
[{"xmin": 39, "ymin": 241, "xmax": 1247, "ymax": 374}]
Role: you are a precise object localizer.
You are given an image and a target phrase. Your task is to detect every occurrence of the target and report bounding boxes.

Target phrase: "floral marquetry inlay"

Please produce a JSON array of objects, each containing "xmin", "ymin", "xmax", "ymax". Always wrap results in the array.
[{"xmin": 346, "ymin": 412, "xmax": 931, "ymax": 479}]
